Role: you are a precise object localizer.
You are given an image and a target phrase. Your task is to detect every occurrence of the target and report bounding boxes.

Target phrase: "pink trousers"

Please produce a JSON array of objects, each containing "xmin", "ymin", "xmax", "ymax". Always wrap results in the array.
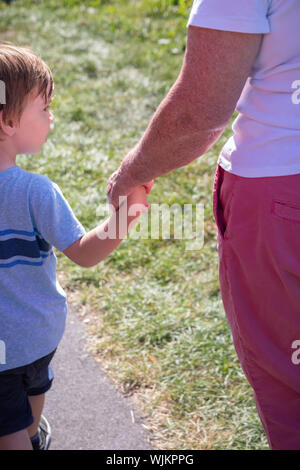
[{"xmin": 213, "ymin": 164, "xmax": 300, "ymax": 450}]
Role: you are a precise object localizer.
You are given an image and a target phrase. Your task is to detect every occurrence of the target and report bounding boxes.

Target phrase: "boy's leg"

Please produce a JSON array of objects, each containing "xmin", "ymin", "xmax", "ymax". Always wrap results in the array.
[
  {"xmin": 25, "ymin": 352, "xmax": 56, "ymax": 450},
  {"xmin": 0, "ymin": 351, "xmax": 55, "ymax": 450},
  {"xmin": 0, "ymin": 394, "xmax": 47, "ymax": 450},
  {"xmin": 0, "ymin": 366, "xmax": 35, "ymax": 450},
  {"xmin": 0, "ymin": 429, "xmax": 32, "ymax": 450},
  {"xmin": 27, "ymin": 393, "xmax": 45, "ymax": 438}
]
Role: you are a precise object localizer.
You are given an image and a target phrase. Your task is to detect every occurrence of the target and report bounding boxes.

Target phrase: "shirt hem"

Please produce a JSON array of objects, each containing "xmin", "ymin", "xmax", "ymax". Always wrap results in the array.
[
  {"xmin": 0, "ymin": 344, "xmax": 59, "ymax": 372},
  {"xmin": 57, "ymin": 228, "xmax": 86, "ymax": 252},
  {"xmin": 187, "ymin": 16, "xmax": 270, "ymax": 34},
  {"xmin": 218, "ymin": 158, "xmax": 300, "ymax": 178}
]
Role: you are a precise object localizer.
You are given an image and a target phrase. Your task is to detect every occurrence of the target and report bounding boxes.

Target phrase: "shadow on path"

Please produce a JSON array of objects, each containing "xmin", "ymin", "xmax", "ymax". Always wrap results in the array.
[{"xmin": 44, "ymin": 303, "xmax": 153, "ymax": 450}]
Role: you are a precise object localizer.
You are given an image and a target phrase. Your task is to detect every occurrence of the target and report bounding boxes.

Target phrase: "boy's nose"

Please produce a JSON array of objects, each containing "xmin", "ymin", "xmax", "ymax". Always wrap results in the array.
[{"xmin": 49, "ymin": 111, "xmax": 54, "ymax": 121}]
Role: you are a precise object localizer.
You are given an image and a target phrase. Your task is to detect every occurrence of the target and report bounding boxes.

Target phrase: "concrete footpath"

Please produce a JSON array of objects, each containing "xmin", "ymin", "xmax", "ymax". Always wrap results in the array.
[{"xmin": 43, "ymin": 303, "xmax": 153, "ymax": 450}]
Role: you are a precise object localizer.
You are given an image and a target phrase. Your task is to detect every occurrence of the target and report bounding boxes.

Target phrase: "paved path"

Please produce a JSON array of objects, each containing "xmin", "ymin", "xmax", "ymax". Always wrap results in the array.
[{"xmin": 43, "ymin": 303, "xmax": 153, "ymax": 450}]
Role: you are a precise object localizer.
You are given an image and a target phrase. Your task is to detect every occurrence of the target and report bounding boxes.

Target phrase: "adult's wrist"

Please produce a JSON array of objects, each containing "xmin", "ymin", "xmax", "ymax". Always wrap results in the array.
[{"xmin": 118, "ymin": 148, "xmax": 139, "ymax": 191}]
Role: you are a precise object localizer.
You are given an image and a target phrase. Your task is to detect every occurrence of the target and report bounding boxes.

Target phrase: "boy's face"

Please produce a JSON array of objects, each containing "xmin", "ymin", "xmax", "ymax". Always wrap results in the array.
[{"xmin": 13, "ymin": 88, "xmax": 54, "ymax": 154}]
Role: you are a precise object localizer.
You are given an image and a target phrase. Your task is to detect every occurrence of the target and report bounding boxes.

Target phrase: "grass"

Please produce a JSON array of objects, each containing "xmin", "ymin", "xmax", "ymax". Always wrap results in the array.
[{"xmin": 0, "ymin": 0, "xmax": 268, "ymax": 449}]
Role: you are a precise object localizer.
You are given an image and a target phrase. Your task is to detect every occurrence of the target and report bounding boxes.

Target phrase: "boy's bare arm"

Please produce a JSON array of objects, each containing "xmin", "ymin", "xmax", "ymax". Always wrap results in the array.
[{"xmin": 63, "ymin": 189, "xmax": 148, "ymax": 268}]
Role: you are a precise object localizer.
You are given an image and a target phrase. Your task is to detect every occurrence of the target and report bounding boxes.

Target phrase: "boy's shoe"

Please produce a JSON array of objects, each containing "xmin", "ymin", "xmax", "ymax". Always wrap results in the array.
[{"xmin": 31, "ymin": 415, "xmax": 51, "ymax": 450}]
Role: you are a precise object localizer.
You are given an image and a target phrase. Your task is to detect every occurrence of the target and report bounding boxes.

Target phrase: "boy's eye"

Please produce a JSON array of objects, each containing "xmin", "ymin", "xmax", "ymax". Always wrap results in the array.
[{"xmin": 44, "ymin": 106, "xmax": 49, "ymax": 111}]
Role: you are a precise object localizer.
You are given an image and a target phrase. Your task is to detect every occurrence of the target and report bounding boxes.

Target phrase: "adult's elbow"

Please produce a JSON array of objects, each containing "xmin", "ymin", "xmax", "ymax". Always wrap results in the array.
[{"xmin": 171, "ymin": 88, "xmax": 233, "ymax": 143}]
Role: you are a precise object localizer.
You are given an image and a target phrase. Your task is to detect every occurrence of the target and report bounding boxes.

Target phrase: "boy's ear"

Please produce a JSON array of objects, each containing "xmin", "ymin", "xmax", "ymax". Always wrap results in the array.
[{"xmin": 0, "ymin": 110, "xmax": 16, "ymax": 137}]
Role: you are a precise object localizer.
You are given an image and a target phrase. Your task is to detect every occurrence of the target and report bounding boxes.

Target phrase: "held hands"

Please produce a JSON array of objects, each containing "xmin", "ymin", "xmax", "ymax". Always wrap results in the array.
[
  {"xmin": 107, "ymin": 168, "xmax": 154, "ymax": 211},
  {"xmin": 111, "ymin": 183, "xmax": 153, "ymax": 239},
  {"xmin": 127, "ymin": 184, "xmax": 152, "ymax": 217}
]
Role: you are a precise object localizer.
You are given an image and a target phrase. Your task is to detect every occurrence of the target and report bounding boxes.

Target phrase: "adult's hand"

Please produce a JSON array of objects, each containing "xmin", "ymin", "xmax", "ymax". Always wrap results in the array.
[{"xmin": 107, "ymin": 167, "xmax": 153, "ymax": 211}]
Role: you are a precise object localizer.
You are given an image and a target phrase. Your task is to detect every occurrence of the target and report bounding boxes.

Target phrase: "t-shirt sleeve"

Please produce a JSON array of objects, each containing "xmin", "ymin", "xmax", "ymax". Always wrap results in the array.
[
  {"xmin": 29, "ymin": 175, "xmax": 86, "ymax": 252},
  {"xmin": 187, "ymin": 0, "xmax": 271, "ymax": 34}
]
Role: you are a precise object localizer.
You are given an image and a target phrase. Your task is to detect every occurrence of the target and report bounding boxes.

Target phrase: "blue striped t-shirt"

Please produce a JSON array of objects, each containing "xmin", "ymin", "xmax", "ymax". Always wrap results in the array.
[{"xmin": 0, "ymin": 165, "xmax": 86, "ymax": 371}]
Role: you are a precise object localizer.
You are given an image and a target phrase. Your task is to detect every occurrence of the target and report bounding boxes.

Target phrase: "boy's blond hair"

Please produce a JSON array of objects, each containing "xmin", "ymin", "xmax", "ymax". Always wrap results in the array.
[{"xmin": 0, "ymin": 43, "xmax": 54, "ymax": 140}]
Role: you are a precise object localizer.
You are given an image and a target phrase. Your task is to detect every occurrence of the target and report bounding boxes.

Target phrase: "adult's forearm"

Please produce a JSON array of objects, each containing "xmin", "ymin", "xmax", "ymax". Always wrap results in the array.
[{"xmin": 118, "ymin": 81, "xmax": 226, "ymax": 189}]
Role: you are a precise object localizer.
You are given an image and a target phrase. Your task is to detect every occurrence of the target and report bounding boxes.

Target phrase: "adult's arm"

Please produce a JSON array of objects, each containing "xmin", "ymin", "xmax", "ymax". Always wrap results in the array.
[{"xmin": 107, "ymin": 26, "xmax": 262, "ymax": 208}]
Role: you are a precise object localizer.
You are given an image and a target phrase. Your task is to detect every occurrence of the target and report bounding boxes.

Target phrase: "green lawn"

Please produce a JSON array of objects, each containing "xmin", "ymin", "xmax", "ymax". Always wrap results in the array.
[{"xmin": 0, "ymin": 0, "xmax": 268, "ymax": 449}]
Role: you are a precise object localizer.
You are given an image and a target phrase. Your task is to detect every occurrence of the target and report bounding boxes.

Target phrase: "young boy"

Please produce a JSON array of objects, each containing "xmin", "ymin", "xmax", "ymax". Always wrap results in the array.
[{"xmin": 0, "ymin": 44, "xmax": 152, "ymax": 450}]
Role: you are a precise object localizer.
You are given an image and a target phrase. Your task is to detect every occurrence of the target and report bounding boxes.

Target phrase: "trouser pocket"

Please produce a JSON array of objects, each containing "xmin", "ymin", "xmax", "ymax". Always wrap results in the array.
[
  {"xmin": 213, "ymin": 164, "xmax": 236, "ymax": 241},
  {"xmin": 213, "ymin": 165, "xmax": 227, "ymax": 239}
]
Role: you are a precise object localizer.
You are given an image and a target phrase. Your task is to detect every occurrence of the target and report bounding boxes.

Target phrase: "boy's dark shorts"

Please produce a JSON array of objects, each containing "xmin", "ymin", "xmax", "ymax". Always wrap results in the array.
[{"xmin": 0, "ymin": 349, "xmax": 56, "ymax": 437}]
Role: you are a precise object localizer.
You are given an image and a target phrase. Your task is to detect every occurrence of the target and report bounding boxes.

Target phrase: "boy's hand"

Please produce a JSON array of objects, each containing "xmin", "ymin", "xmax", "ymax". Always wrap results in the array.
[
  {"xmin": 127, "ymin": 185, "xmax": 149, "ymax": 216},
  {"xmin": 142, "ymin": 180, "xmax": 154, "ymax": 194}
]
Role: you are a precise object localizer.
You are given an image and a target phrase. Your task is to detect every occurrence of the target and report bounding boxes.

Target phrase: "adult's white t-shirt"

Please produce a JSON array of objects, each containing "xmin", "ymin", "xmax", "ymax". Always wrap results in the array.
[{"xmin": 187, "ymin": 0, "xmax": 300, "ymax": 178}]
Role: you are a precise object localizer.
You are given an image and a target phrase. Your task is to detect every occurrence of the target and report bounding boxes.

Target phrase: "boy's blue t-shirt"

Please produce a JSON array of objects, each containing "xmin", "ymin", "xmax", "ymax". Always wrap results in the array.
[{"xmin": 0, "ymin": 165, "xmax": 86, "ymax": 371}]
